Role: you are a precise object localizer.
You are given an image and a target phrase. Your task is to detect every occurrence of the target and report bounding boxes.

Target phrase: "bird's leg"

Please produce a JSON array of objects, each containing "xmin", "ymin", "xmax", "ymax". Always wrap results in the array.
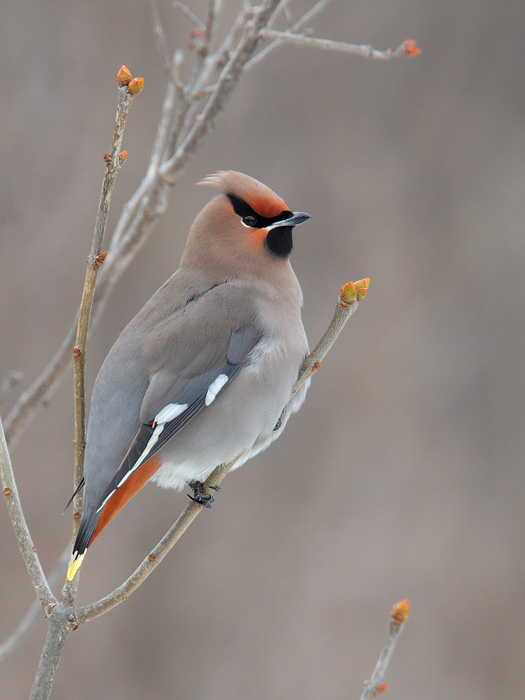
[{"xmin": 188, "ymin": 480, "xmax": 215, "ymax": 508}]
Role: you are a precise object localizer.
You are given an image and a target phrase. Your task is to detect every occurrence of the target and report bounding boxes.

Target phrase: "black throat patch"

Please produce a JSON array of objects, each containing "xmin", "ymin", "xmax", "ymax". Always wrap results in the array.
[{"xmin": 227, "ymin": 193, "xmax": 294, "ymax": 258}]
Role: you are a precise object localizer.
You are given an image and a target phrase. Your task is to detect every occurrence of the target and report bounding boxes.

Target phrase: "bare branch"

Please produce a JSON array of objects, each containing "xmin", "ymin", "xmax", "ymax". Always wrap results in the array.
[
  {"xmin": 62, "ymin": 74, "xmax": 143, "ymax": 610},
  {"xmin": 245, "ymin": 0, "xmax": 333, "ymax": 69},
  {"xmin": 3, "ymin": 78, "xmax": 141, "ymax": 450},
  {"xmin": 292, "ymin": 278, "xmax": 369, "ymax": 400},
  {"xmin": 201, "ymin": 0, "xmax": 219, "ymax": 58},
  {"xmin": 149, "ymin": 0, "xmax": 186, "ymax": 93},
  {"xmin": 259, "ymin": 30, "xmax": 421, "ymax": 61},
  {"xmin": 29, "ymin": 604, "xmax": 72, "ymax": 700},
  {"xmin": 0, "ymin": 416, "xmax": 56, "ymax": 612},
  {"xmin": 75, "ymin": 279, "xmax": 369, "ymax": 623},
  {"xmin": 360, "ymin": 600, "xmax": 411, "ymax": 700},
  {"xmin": 161, "ymin": 0, "xmax": 282, "ymax": 180},
  {"xmin": 71, "ymin": 78, "xmax": 139, "ymax": 526}
]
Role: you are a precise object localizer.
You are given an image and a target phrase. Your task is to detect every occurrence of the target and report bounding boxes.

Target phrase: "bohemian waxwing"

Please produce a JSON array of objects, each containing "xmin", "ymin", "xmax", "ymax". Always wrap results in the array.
[{"xmin": 67, "ymin": 171, "xmax": 311, "ymax": 580}]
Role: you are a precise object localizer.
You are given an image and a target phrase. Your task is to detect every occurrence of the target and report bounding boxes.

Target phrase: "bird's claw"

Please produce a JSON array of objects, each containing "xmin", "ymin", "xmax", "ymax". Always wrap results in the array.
[
  {"xmin": 188, "ymin": 480, "xmax": 216, "ymax": 508},
  {"xmin": 188, "ymin": 493, "xmax": 214, "ymax": 508}
]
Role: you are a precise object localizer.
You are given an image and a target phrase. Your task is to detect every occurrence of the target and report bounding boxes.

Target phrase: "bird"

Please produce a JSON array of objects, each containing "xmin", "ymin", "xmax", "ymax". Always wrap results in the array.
[{"xmin": 67, "ymin": 170, "xmax": 311, "ymax": 580}]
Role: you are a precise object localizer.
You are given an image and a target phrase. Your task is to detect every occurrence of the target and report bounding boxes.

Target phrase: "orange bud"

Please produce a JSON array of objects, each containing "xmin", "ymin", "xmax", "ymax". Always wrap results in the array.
[
  {"xmin": 3, "ymin": 487, "xmax": 11, "ymax": 496},
  {"xmin": 117, "ymin": 65, "xmax": 132, "ymax": 86},
  {"xmin": 374, "ymin": 683, "xmax": 388, "ymax": 696},
  {"xmin": 355, "ymin": 277, "xmax": 370, "ymax": 301},
  {"xmin": 103, "ymin": 153, "xmax": 111, "ymax": 164},
  {"xmin": 404, "ymin": 40, "xmax": 421, "ymax": 56},
  {"xmin": 119, "ymin": 151, "xmax": 128, "ymax": 164},
  {"xmin": 94, "ymin": 252, "xmax": 107, "ymax": 267},
  {"xmin": 73, "ymin": 347, "xmax": 81, "ymax": 358},
  {"xmin": 128, "ymin": 77, "xmax": 144, "ymax": 95},
  {"xmin": 391, "ymin": 599, "xmax": 411, "ymax": 626},
  {"xmin": 340, "ymin": 281, "xmax": 357, "ymax": 306}
]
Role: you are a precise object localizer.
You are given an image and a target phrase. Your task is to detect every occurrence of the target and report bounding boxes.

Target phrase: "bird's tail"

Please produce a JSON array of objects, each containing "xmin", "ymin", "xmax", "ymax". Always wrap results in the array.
[{"xmin": 66, "ymin": 511, "xmax": 98, "ymax": 581}]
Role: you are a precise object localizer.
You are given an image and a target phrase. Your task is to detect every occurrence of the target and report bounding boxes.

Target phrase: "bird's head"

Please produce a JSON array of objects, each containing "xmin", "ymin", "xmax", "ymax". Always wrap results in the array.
[{"xmin": 181, "ymin": 171, "xmax": 310, "ymax": 276}]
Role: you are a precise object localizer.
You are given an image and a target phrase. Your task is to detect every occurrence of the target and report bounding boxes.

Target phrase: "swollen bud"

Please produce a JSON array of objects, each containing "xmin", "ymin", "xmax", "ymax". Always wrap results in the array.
[
  {"xmin": 128, "ymin": 77, "xmax": 144, "ymax": 95},
  {"xmin": 391, "ymin": 599, "xmax": 411, "ymax": 626},
  {"xmin": 117, "ymin": 65, "xmax": 132, "ymax": 86},
  {"xmin": 404, "ymin": 40, "xmax": 421, "ymax": 56},
  {"xmin": 355, "ymin": 278, "xmax": 370, "ymax": 301},
  {"xmin": 340, "ymin": 281, "xmax": 357, "ymax": 306}
]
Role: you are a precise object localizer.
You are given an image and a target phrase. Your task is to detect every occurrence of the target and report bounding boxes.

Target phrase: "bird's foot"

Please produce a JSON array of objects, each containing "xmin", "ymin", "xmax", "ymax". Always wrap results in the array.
[{"xmin": 188, "ymin": 480, "xmax": 216, "ymax": 508}]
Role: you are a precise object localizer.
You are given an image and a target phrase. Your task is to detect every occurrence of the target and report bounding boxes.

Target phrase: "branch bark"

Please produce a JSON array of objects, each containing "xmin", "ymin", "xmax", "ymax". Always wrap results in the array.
[
  {"xmin": 0, "ymin": 416, "xmax": 56, "ymax": 613},
  {"xmin": 360, "ymin": 600, "xmax": 411, "ymax": 700},
  {"xmin": 71, "ymin": 78, "xmax": 139, "ymax": 538},
  {"xmin": 258, "ymin": 31, "xmax": 421, "ymax": 61}
]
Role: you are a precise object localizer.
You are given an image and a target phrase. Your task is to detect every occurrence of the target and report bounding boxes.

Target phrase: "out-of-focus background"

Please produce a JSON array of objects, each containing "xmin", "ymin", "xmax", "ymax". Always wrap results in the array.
[{"xmin": 2, "ymin": 1, "xmax": 524, "ymax": 698}]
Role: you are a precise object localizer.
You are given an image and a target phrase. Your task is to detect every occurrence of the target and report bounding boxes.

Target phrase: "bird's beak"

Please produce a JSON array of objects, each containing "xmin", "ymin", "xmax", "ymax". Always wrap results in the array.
[{"xmin": 267, "ymin": 211, "xmax": 311, "ymax": 230}]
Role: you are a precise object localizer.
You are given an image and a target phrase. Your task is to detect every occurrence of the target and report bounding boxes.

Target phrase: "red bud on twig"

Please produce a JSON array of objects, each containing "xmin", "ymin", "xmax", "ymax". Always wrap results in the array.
[
  {"xmin": 391, "ymin": 599, "xmax": 411, "ymax": 626},
  {"xmin": 340, "ymin": 281, "xmax": 357, "ymax": 306},
  {"xmin": 355, "ymin": 278, "xmax": 370, "ymax": 301},
  {"xmin": 403, "ymin": 40, "xmax": 421, "ymax": 56},
  {"xmin": 127, "ymin": 77, "xmax": 144, "ymax": 95},
  {"xmin": 117, "ymin": 65, "xmax": 132, "ymax": 86}
]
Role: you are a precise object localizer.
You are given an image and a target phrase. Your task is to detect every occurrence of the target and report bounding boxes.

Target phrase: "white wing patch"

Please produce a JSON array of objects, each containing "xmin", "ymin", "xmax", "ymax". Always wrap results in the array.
[
  {"xmin": 205, "ymin": 374, "xmax": 229, "ymax": 406},
  {"xmin": 96, "ymin": 403, "xmax": 188, "ymax": 513},
  {"xmin": 154, "ymin": 402, "xmax": 188, "ymax": 423}
]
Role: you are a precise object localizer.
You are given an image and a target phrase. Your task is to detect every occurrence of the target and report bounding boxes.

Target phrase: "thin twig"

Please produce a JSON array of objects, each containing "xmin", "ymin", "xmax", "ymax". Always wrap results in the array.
[
  {"xmin": 259, "ymin": 30, "xmax": 420, "ymax": 60},
  {"xmin": 360, "ymin": 600, "xmax": 411, "ymax": 700},
  {"xmin": 149, "ymin": 0, "xmax": 186, "ymax": 92},
  {"xmin": 75, "ymin": 279, "xmax": 368, "ymax": 623},
  {"xmin": 0, "ymin": 416, "xmax": 56, "ymax": 612},
  {"xmin": 161, "ymin": 0, "xmax": 281, "ymax": 180},
  {"xmin": 71, "ymin": 82, "xmax": 136, "ymax": 538},
  {"xmin": 63, "ymin": 75, "xmax": 142, "ymax": 611},
  {"xmin": 245, "ymin": 0, "xmax": 333, "ymax": 69},
  {"xmin": 201, "ymin": 0, "xmax": 219, "ymax": 58}
]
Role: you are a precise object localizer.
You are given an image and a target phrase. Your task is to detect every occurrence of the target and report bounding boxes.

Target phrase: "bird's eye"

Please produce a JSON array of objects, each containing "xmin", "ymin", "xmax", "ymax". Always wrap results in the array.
[{"xmin": 242, "ymin": 215, "xmax": 257, "ymax": 227}]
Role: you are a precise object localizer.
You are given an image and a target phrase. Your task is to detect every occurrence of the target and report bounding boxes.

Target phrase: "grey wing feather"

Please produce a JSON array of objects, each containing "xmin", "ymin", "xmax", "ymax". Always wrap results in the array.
[{"xmin": 93, "ymin": 325, "xmax": 262, "ymax": 509}]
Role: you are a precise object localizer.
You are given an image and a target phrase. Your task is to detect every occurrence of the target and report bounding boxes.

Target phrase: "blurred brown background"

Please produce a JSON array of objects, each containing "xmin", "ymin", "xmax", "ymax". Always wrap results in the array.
[{"xmin": 2, "ymin": 1, "xmax": 524, "ymax": 698}]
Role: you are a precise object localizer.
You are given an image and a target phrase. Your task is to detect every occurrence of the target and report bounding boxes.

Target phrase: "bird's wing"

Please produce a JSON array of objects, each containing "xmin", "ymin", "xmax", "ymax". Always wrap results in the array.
[{"xmin": 93, "ymin": 287, "xmax": 261, "ymax": 514}]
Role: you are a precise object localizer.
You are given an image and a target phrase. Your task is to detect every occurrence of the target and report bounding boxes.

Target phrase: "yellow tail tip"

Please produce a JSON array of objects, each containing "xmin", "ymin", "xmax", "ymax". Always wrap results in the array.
[{"xmin": 67, "ymin": 553, "xmax": 85, "ymax": 581}]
